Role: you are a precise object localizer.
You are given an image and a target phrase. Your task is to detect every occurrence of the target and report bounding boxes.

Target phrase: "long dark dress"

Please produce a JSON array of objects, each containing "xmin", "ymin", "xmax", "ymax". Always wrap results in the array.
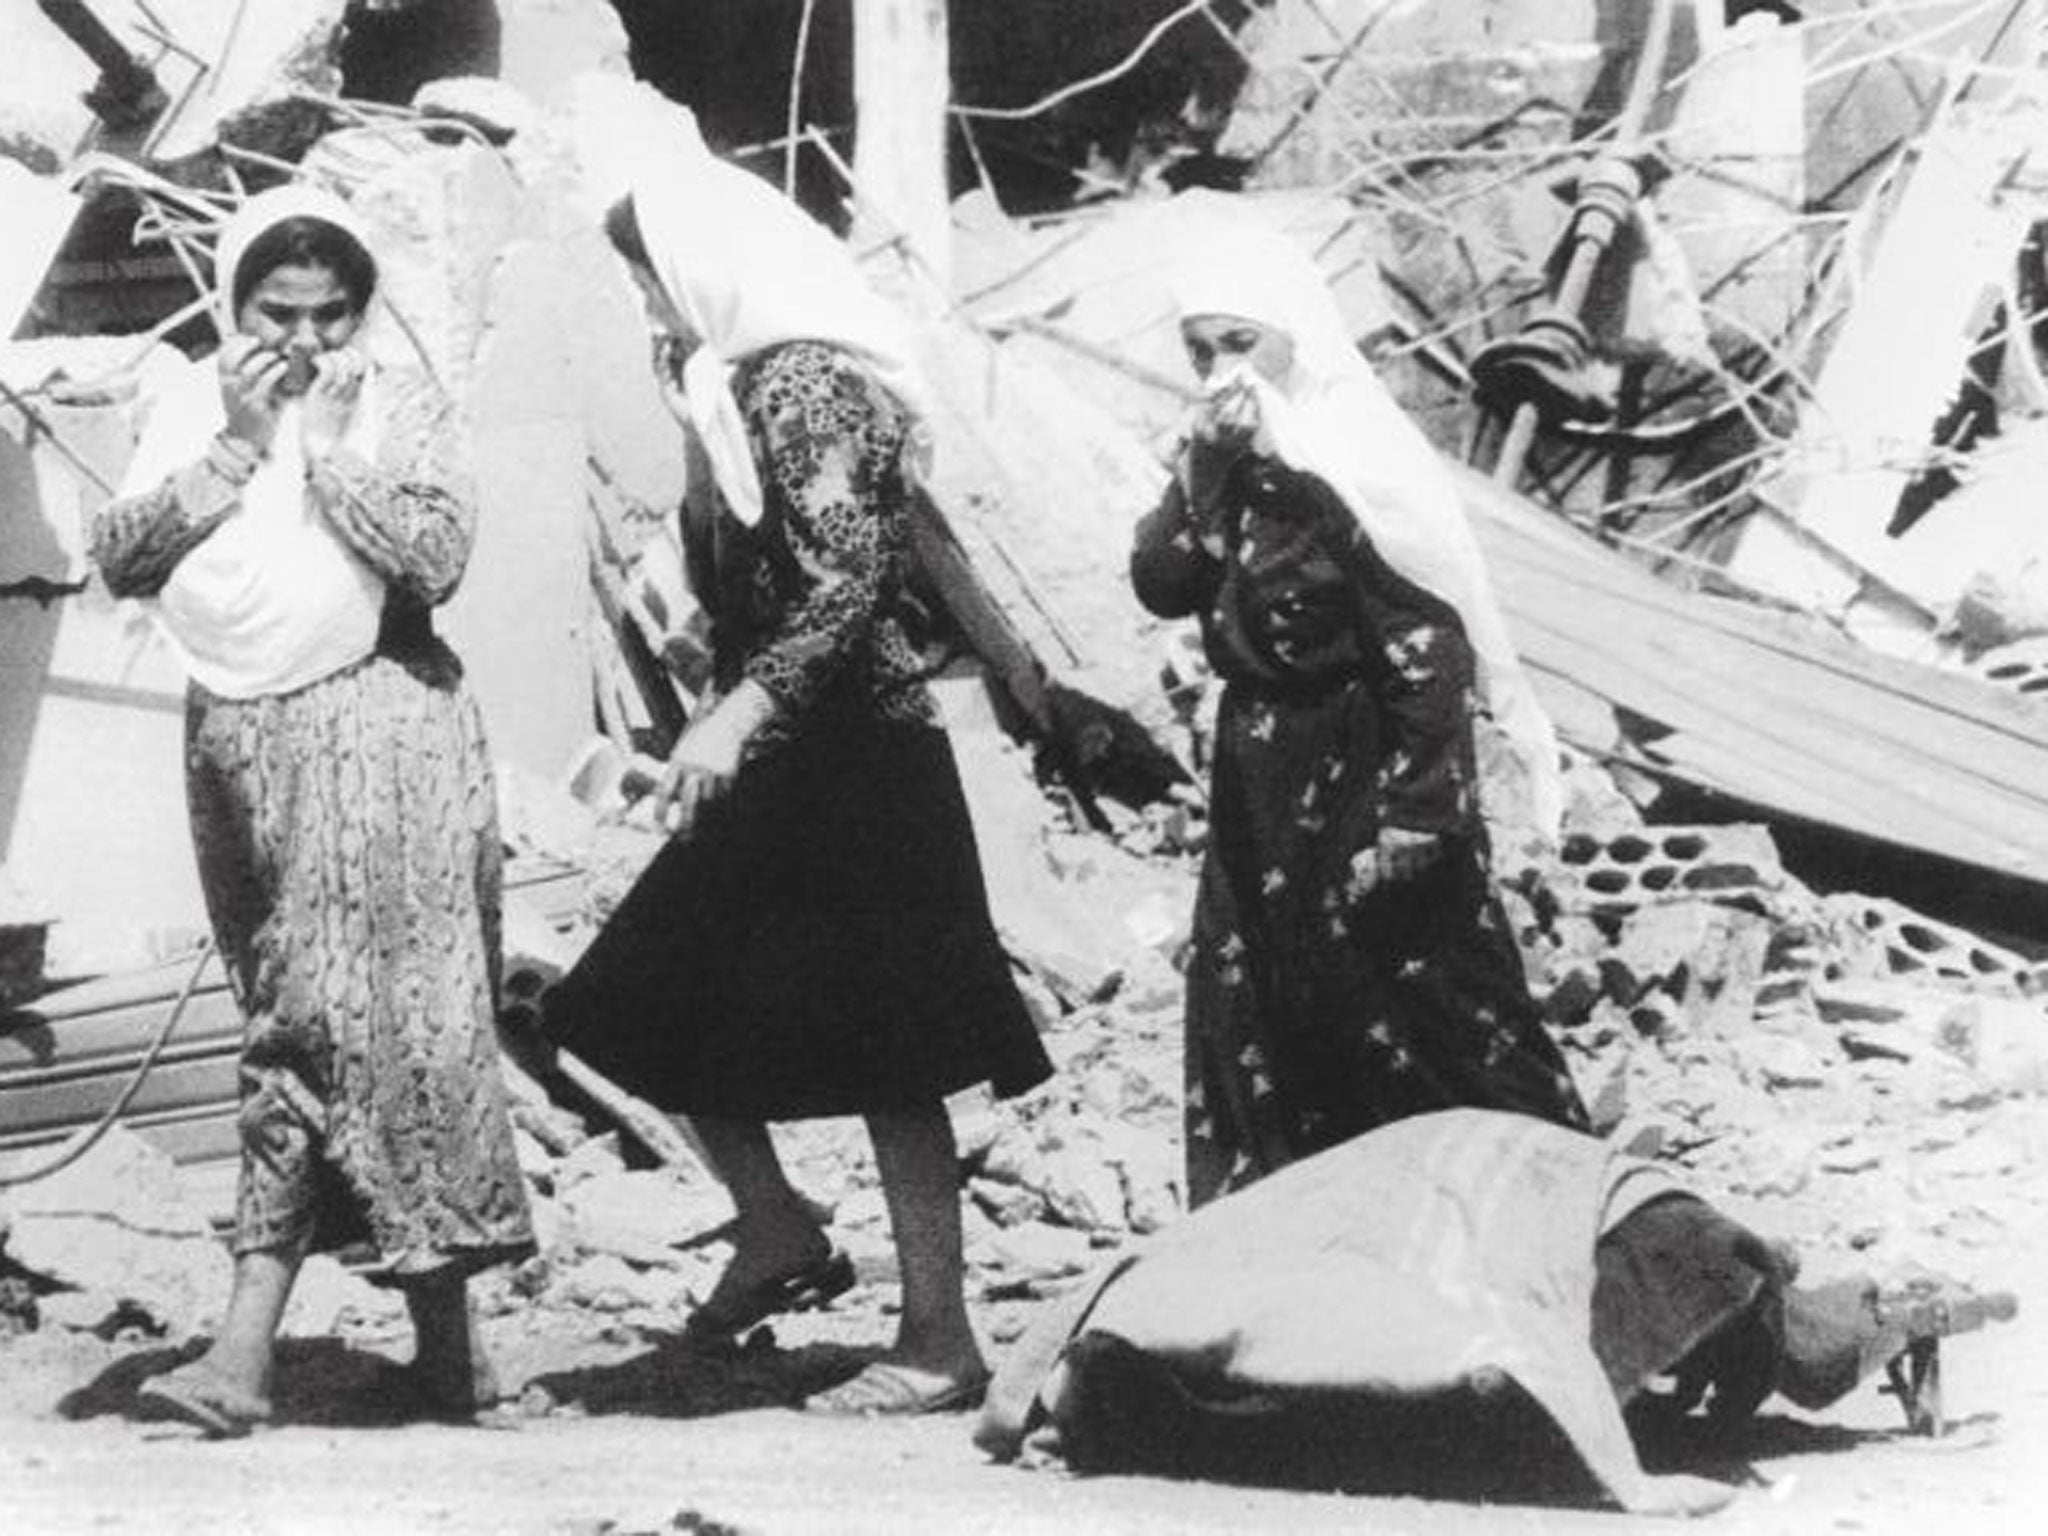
[
  {"xmin": 543, "ymin": 341, "xmax": 1051, "ymax": 1117},
  {"xmin": 1131, "ymin": 452, "xmax": 1587, "ymax": 1206},
  {"xmin": 90, "ymin": 376, "xmax": 534, "ymax": 1280}
]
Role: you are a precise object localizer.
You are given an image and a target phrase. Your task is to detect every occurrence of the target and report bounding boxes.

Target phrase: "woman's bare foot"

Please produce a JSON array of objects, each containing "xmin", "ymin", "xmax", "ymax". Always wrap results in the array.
[{"xmin": 133, "ymin": 1356, "xmax": 274, "ymax": 1438}]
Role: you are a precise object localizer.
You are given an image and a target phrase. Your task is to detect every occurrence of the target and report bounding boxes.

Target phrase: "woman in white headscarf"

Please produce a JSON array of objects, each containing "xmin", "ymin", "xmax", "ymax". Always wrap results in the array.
[
  {"xmin": 1132, "ymin": 218, "xmax": 1587, "ymax": 1208},
  {"xmin": 535, "ymin": 102, "xmax": 1049, "ymax": 1415},
  {"xmin": 91, "ymin": 184, "xmax": 533, "ymax": 1436}
]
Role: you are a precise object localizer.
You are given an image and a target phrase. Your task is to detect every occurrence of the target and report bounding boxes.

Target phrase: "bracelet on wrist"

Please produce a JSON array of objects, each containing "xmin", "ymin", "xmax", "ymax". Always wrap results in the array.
[{"xmin": 204, "ymin": 432, "xmax": 263, "ymax": 486}]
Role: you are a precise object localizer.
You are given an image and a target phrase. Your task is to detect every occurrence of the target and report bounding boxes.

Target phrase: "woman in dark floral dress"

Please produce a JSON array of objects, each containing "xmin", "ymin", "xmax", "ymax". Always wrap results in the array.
[
  {"xmin": 537, "ymin": 98, "xmax": 1049, "ymax": 1415},
  {"xmin": 1133, "ymin": 221, "xmax": 1587, "ymax": 1208},
  {"xmin": 90, "ymin": 185, "xmax": 532, "ymax": 1435}
]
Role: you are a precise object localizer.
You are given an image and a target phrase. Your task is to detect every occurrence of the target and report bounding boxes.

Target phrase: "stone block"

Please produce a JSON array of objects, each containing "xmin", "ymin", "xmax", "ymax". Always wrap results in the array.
[
  {"xmin": 1933, "ymin": 996, "xmax": 2048, "ymax": 1096},
  {"xmin": 561, "ymin": 1169, "xmax": 733, "ymax": 1265},
  {"xmin": 981, "ymin": 1220, "xmax": 1093, "ymax": 1285},
  {"xmin": 556, "ymin": 1253, "xmax": 675, "ymax": 1313},
  {"xmin": 554, "ymin": 1130, "xmax": 626, "ymax": 1187},
  {"xmin": 1549, "ymin": 824, "xmax": 1787, "ymax": 915},
  {"xmin": 1581, "ymin": 1051, "xmax": 1630, "ymax": 1137},
  {"xmin": 1557, "ymin": 747, "xmax": 1649, "ymax": 841},
  {"xmin": 1919, "ymin": 1132, "xmax": 2024, "ymax": 1182},
  {"xmin": 34, "ymin": 1289, "xmax": 148, "ymax": 1336},
  {"xmin": 1820, "ymin": 893, "xmax": 2039, "ymax": 996},
  {"xmin": 968, "ymin": 1175, "xmax": 1048, "ymax": 1229},
  {"xmin": 1723, "ymin": 1123, "xmax": 1829, "ymax": 1199},
  {"xmin": 1730, "ymin": 1031, "xmax": 1829, "ymax": 1091},
  {"xmin": 280, "ymin": 1255, "xmax": 405, "ymax": 1338},
  {"xmin": 0, "ymin": 1127, "xmax": 227, "ymax": 1334},
  {"xmin": 1816, "ymin": 1135, "xmax": 1884, "ymax": 1175},
  {"xmin": 1966, "ymin": 632, "xmax": 2048, "ymax": 697},
  {"xmin": 1611, "ymin": 900, "xmax": 1774, "ymax": 1037},
  {"xmin": 1032, "ymin": 1135, "xmax": 1129, "ymax": 1234},
  {"xmin": 1538, "ymin": 962, "xmax": 1602, "ymax": 1028}
]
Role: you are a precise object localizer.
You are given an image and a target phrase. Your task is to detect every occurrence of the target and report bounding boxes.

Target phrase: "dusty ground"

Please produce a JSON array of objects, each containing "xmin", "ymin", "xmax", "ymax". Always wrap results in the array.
[{"xmin": 3, "ymin": 1103, "xmax": 2046, "ymax": 1536}]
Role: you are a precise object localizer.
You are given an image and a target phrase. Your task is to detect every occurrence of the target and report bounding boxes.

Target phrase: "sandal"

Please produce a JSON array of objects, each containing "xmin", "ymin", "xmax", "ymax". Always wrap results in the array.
[
  {"xmin": 804, "ymin": 1362, "xmax": 992, "ymax": 1417},
  {"xmin": 684, "ymin": 1248, "xmax": 856, "ymax": 1341},
  {"xmin": 133, "ymin": 1362, "xmax": 273, "ymax": 1440}
]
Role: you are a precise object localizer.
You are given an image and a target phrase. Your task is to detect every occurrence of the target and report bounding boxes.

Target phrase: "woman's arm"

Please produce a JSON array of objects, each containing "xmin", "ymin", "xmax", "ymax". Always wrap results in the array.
[
  {"xmin": 306, "ymin": 380, "xmax": 476, "ymax": 607},
  {"xmin": 88, "ymin": 434, "xmax": 260, "ymax": 598},
  {"xmin": 1130, "ymin": 473, "xmax": 1224, "ymax": 618},
  {"xmin": 738, "ymin": 351, "xmax": 900, "ymax": 721}
]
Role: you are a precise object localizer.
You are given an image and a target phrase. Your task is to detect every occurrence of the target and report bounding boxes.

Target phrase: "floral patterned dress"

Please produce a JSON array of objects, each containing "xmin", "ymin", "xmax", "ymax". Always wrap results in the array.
[
  {"xmin": 1132, "ymin": 453, "xmax": 1587, "ymax": 1207},
  {"xmin": 90, "ymin": 373, "xmax": 534, "ymax": 1281}
]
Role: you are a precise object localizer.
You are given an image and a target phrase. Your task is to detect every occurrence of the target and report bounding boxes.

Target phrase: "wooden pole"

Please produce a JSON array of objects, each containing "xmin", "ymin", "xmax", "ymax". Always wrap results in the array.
[{"xmin": 851, "ymin": 0, "xmax": 952, "ymax": 294}]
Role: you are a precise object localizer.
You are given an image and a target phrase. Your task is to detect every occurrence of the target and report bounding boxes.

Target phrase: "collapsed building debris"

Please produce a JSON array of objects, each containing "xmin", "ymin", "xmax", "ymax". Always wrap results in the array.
[{"xmin": 1, "ymin": 5, "xmax": 2046, "ymax": 1486}]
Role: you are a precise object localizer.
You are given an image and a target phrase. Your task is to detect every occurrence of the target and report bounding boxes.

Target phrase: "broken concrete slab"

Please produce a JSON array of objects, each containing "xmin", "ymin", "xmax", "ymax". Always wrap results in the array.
[
  {"xmin": 1931, "ymin": 996, "xmax": 2048, "ymax": 1097},
  {"xmin": 1729, "ymin": 108, "xmax": 2047, "ymax": 645},
  {"xmin": 559, "ymin": 1169, "xmax": 734, "ymax": 1268},
  {"xmin": 2, "ymin": 339, "xmax": 208, "ymax": 942},
  {"xmin": 1820, "ymin": 893, "xmax": 2045, "ymax": 996},
  {"xmin": 0, "ymin": 1125, "xmax": 228, "ymax": 1335},
  {"xmin": 0, "ymin": 157, "xmax": 80, "ymax": 335},
  {"xmin": 279, "ymin": 1253, "xmax": 406, "ymax": 1339}
]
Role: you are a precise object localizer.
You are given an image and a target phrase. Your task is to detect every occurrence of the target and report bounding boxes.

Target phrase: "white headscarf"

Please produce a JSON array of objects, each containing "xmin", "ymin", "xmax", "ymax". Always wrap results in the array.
[
  {"xmin": 120, "ymin": 184, "xmax": 386, "ymax": 699},
  {"xmin": 609, "ymin": 94, "xmax": 930, "ymax": 526},
  {"xmin": 1170, "ymin": 222, "xmax": 1564, "ymax": 840}
]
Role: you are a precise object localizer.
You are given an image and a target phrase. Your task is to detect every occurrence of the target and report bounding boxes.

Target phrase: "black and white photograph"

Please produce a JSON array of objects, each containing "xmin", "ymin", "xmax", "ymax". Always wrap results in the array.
[{"xmin": 2, "ymin": 2, "xmax": 2045, "ymax": 1532}]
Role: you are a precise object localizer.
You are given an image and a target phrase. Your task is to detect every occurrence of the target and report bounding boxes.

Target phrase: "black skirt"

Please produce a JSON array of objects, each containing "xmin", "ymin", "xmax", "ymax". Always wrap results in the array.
[{"xmin": 541, "ymin": 710, "xmax": 1051, "ymax": 1119}]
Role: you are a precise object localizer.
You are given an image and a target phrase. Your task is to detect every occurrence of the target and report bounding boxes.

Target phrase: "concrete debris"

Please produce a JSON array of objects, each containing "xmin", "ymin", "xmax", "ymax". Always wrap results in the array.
[
  {"xmin": 0, "ymin": 1127, "xmax": 229, "ymax": 1336},
  {"xmin": 1512, "ymin": 791, "xmax": 2048, "ymax": 1279},
  {"xmin": 559, "ymin": 1170, "xmax": 735, "ymax": 1269},
  {"xmin": 555, "ymin": 1252, "xmax": 695, "ymax": 1316},
  {"xmin": 1818, "ymin": 893, "xmax": 2046, "ymax": 997},
  {"xmin": 280, "ymin": 1254, "xmax": 406, "ymax": 1340}
]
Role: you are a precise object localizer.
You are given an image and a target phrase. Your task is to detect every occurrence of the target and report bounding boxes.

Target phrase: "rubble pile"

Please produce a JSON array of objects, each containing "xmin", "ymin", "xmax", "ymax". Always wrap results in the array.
[
  {"xmin": 1508, "ymin": 759, "xmax": 2048, "ymax": 1280},
  {"xmin": 9, "ymin": 711, "xmax": 2045, "ymax": 1377}
]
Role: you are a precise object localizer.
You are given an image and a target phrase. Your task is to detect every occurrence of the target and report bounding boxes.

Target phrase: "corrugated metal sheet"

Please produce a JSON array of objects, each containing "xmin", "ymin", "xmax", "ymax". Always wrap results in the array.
[{"xmin": 1465, "ymin": 466, "xmax": 2048, "ymax": 893}]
